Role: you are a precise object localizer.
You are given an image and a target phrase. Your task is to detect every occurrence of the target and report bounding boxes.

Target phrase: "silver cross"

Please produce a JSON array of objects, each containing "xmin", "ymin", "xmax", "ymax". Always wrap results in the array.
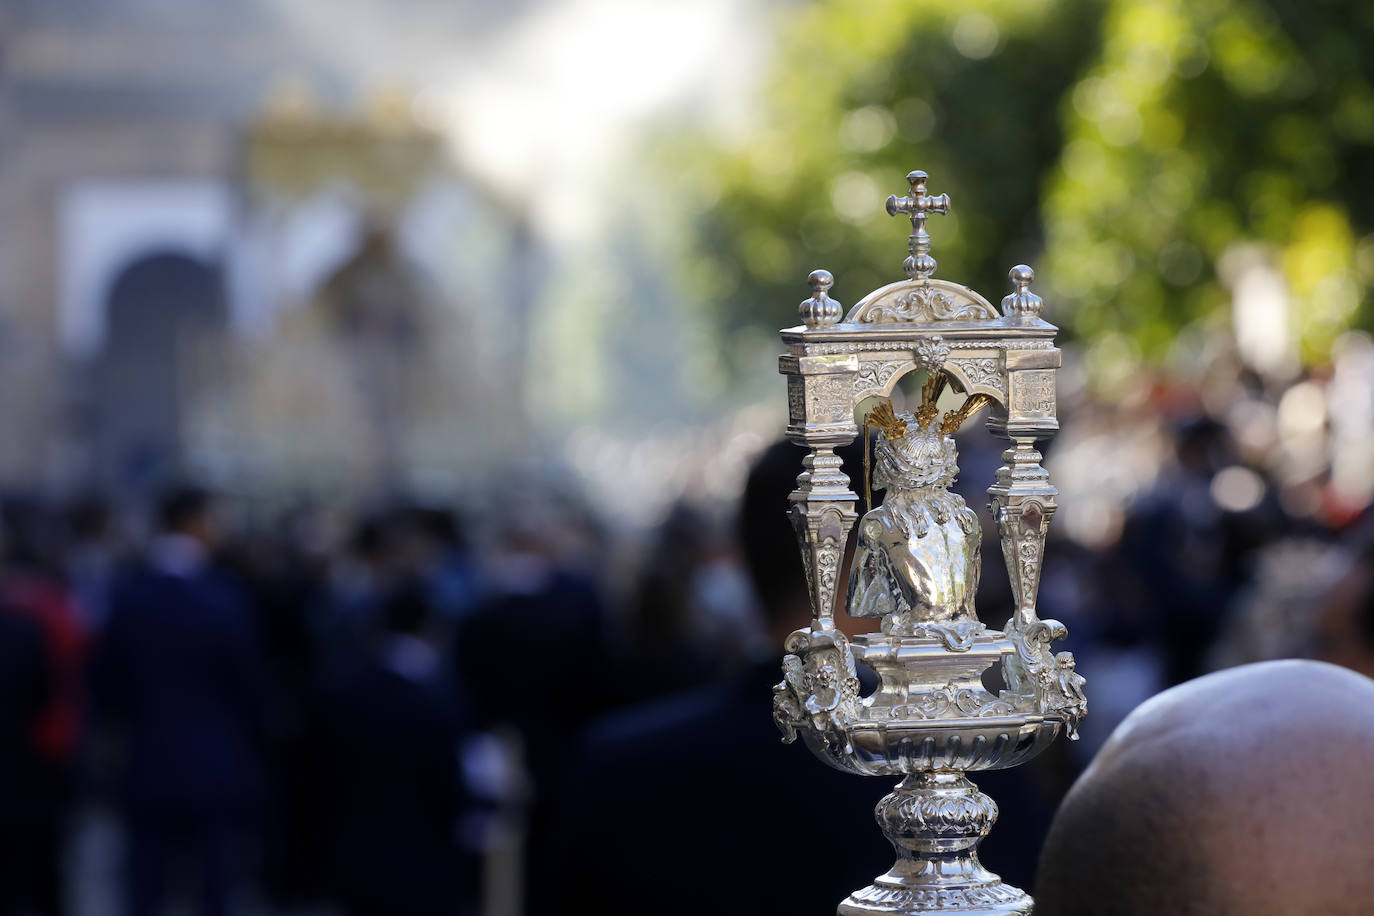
[{"xmin": 886, "ymin": 170, "xmax": 951, "ymax": 281}]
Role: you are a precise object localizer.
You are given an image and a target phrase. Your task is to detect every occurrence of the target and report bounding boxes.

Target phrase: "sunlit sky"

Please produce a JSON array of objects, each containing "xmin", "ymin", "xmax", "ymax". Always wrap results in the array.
[{"xmin": 274, "ymin": 0, "xmax": 772, "ymax": 243}]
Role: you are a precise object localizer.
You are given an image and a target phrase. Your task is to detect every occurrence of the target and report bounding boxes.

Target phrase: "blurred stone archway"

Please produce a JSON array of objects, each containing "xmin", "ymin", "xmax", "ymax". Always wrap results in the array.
[{"xmin": 87, "ymin": 251, "xmax": 228, "ymax": 492}]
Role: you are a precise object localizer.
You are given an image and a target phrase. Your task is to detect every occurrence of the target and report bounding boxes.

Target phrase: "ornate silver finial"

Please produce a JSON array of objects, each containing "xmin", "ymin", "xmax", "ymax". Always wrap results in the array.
[
  {"xmin": 886, "ymin": 170, "xmax": 951, "ymax": 281},
  {"xmin": 1000, "ymin": 264, "xmax": 1044, "ymax": 319},
  {"xmin": 799, "ymin": 268, "xmax": 843, "ymax": 328}
]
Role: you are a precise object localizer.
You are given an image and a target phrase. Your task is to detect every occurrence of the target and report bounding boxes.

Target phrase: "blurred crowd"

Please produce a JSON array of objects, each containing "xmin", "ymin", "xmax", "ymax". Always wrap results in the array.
[
  {"xmin": 1, "ymin": 358, "xmax": 1373, "ymax": 916},
  {"xmin": 0, "ymin": 472, "xmax": 769, "ymax": 916}
]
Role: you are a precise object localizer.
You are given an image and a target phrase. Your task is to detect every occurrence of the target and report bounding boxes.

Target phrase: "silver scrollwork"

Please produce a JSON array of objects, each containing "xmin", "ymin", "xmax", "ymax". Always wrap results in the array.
[
  {"xmin": 862, "ymin": 285, "xmax": 998, "ymax": 323},
  {"xmin": 855, "ymin": 360, "xmax": 912, "ymax": 400}
]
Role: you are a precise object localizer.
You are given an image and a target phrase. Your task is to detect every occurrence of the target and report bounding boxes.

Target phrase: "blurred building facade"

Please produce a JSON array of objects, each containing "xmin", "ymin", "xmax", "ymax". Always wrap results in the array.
[{"xmin": 0, "ymin": 0, "xmax": 538, "ymax": 505}]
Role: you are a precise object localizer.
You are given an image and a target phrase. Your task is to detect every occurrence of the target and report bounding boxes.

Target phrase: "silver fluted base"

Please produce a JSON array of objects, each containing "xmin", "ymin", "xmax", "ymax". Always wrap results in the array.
[{"xmin": 837, "ymin": 772, "xmax": 1031, "ymax": 916}]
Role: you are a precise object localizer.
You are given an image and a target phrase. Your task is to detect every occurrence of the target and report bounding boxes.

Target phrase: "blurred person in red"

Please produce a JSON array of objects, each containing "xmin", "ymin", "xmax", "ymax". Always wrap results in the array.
[
  {"xmin": 0, "ymin": 499, "xmax": 91, "ymax": 916},
  {"xmin": 0, "ymin": 611, "xmax": 52, "ymax": 916},
  {"xmin": 92, "ymin": 486, "xmax": 268, "ymax": 916}
]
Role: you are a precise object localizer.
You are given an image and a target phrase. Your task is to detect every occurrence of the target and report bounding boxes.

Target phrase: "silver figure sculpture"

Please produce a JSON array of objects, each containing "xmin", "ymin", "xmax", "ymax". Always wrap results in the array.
[{"xmin": 774, "ymin": 170, "xmax": 1086, "ymax": 915}]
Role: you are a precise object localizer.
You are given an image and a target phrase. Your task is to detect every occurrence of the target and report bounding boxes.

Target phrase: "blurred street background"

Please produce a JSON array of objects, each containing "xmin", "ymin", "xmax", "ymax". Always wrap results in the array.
[{"xmin": 1, "ymin": 0, "xmax": 1373, "ymax": 914}]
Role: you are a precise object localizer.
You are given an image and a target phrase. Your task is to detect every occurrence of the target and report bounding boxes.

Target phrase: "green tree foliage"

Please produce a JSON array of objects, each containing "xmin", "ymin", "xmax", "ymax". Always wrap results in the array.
[
  {"xmin": 675, "ymin": 0, "xmax": 1374, "ymax": 377},
  {"xmin": 670, "ymin": 0, "xmax": 1104, "ymax": 367},
  {"xmin": 1045, "ymin": 0, "xmax": 1374, "ymax": 366}
]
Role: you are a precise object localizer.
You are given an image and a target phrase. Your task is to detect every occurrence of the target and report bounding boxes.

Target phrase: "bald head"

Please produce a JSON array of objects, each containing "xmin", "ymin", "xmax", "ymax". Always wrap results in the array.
[{"xmin": 1036, "ymin": 660, "xmax": 1374, "ymax": 915}]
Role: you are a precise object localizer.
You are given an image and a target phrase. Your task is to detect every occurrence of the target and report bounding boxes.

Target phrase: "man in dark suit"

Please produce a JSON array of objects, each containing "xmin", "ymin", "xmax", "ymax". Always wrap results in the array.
[
  {"xmin": 455, "ymin": 516, "xmax": 612, "ymax": 914},
  {"xmin": 94, "ymin": 487, "xmax": 267, "ymax": 916},
  {"xmin": 545, "ymin": 441, "xmax": 888, "ymax": 915},
  {"xmin": 308, "ymin": 578, "xmax": 478, "ymax": 916}
]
